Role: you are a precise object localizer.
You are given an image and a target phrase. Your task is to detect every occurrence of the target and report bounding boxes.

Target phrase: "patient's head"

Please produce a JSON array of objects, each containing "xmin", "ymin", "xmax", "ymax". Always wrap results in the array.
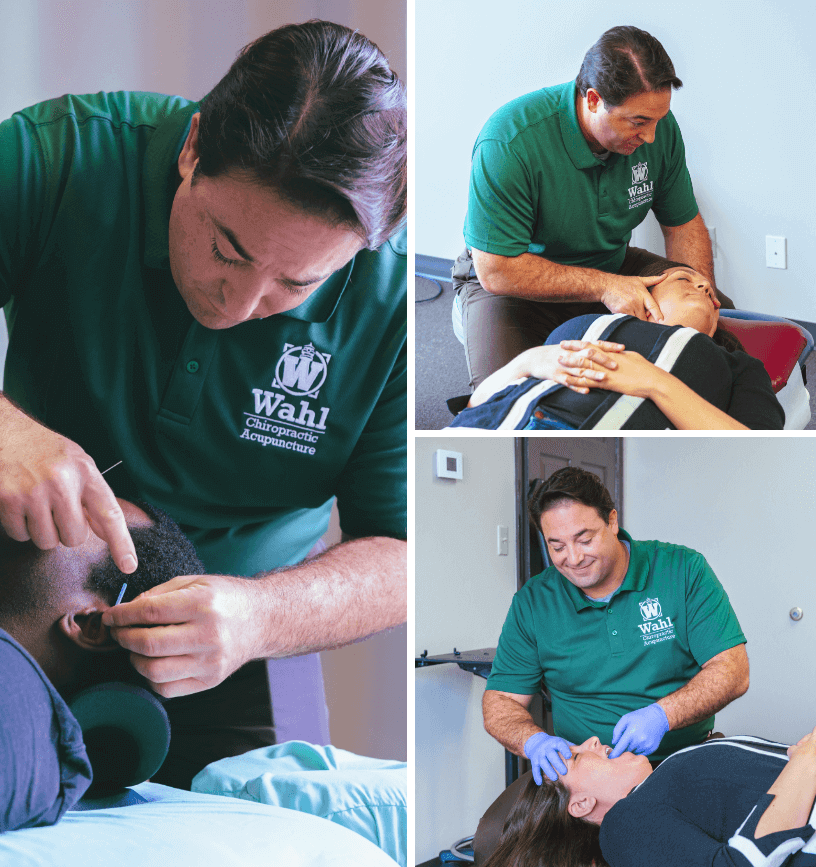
[
  {"xmin": 638, "ymin": 259, "xmax": 745, "ymax": 353},
  {"xmin": 483, "ymin": 737, "xmax": 651, "ymax": 867},
  {"xmin": 0, "ymin": 499, "xmax": 203, "ymax": 696}
]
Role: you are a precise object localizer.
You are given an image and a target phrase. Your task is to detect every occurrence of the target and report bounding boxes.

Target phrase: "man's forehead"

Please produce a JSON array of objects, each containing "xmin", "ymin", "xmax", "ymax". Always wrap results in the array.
[{"xmin": 196, "ymin": 174, "xmax": 364, "ymax": 275}]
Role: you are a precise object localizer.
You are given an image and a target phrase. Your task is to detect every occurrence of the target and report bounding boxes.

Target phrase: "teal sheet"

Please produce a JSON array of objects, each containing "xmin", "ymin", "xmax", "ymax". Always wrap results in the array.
[{"xmin": 192, "ymin": 741, "xmax": 407, "ymax": 867}]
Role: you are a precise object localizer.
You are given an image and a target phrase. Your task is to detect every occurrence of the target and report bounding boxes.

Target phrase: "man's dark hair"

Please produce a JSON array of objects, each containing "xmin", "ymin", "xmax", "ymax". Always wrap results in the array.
[
  {"xmin": 528, "ymin": 467, "xmax": 615, "ymax": 528},
  {"xmin": 84, "ymin": 502, "xmax": 203, "ymax": 605},
  {"xmin": 195, "ymin": 19, "xmax": 407, "ymax": 249},
  {"xmin": 576, "ymin": 26, "xmax": 682, "ymax": 107},
  {"xmin": 637, "ymin": 258, "xmax": 745, "ymax": 354}
]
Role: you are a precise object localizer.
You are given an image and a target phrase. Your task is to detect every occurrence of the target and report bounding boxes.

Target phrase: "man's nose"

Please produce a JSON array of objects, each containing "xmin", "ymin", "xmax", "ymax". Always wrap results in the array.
[
  {"xmin": 221, "ymin": 277, "xmax": 271, "ymax": 321},
  {"xmin": 566, "ymin": 545, "xmax": 584, "ymax": 566},
  {"xmin": 640, "ymin": 124, "xmax": 657, "ymax": 144}
]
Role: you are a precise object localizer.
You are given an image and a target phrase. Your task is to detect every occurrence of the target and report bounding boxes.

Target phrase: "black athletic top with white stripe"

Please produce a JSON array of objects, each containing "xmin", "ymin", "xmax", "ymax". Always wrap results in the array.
[{"xmin": 600, "ymin": 737, "xmax": 816, "ymax": 867}]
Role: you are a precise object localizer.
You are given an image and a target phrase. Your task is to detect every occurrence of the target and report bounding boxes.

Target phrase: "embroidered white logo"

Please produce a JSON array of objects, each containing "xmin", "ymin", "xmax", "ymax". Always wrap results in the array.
[
  {"xmin": 639, "ymin": 597, "xmax": 662, "ymax": 620},
  {"xmin": 627, "ymin": 160, "xmax": 654, "ymax": 210},
  {"xmin": 631, "ymin": 161, "xmax": 649, "ymax": 184},
  {"xmin": 636, "ymin": 596, "xmax": 676, "ymax": 647},
  {"xmin": 239, "ymin": 342, "xmax": 332, "ymax": 456}
]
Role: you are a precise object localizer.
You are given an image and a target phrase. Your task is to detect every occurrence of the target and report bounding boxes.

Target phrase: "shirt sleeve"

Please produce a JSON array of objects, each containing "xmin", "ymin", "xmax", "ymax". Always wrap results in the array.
[
  {"xmin": 485, "ymin": 588, "xmax": 544, "ymax": 695},
  {"xmin": 464, "ymin": 138, "xmax": 537, "ymax": 258},
  {"xmin": 0, "ymin": 634, "xmax": 91, "ymax": 832},
  {"xmin": 650, "ymin": 112, "xmax": 699, "ymax": 228},
  {"xmin": 602, "ymin": 799, "xmax": 815, "ymax": 867},
  {"xmin": 333, "ymin": 333, "xmax": 407, "ymax": 541},
  {"xmin": 0, "ymin": 112, "xmax": 46, "ymax": 309},
  {"xmin": 684, "ymin": 551, "xmax": 746, "ymax": 666}
]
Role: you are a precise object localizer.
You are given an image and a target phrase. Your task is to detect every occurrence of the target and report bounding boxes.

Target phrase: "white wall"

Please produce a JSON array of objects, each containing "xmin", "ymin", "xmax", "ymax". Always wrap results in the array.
[
  {"xmin": 415, "ymin": 436, "xmax": 519, "ymax": 865},
  {"xmin": 416, "ymin": 435, "xmax": 816, "ymax": 862},
  {"xmin": 416, "ymin": 0, "xmax": 816, "ymax": 322}
]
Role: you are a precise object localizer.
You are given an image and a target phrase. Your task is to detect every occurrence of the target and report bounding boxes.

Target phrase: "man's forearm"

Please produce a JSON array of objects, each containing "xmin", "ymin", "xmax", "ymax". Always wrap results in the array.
[
  {"xmin": 252, "ymin": 535, "xmax": 406, "ymax": 658},
  {"xmin": 482, "ymin": 691, "xmax": 542, "ymax": 757},
  {"xmin": 472, "ymin": 248, "xmax": 615, "ymax": 303},
  {"xmin": 648, "ymin": 368, "xmax": 750, "ymax": 431},
  {"xmin": 657, "ymin": 663, "xmax": 746, "ymax": 731}
]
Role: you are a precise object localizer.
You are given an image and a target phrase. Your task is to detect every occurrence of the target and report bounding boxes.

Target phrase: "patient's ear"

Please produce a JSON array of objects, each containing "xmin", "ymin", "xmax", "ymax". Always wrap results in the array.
[
  {"xmin": 568, "ymin": 792, "xmax": 597, "ymax": 820},
  {"xmin": 58, "ymin": 609, "xmax": 120, "ymax": 652}
]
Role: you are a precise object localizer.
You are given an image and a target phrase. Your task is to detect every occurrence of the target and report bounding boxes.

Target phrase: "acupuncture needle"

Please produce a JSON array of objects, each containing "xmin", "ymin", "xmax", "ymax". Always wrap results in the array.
[{"xmin": 100, "ymin": 460, "xmax": 128, "ymax": 604}]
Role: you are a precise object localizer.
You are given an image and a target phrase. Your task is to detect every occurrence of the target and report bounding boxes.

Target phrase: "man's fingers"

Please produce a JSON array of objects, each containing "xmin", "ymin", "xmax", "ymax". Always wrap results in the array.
[
  {"xmin": 531, "ymin": 764, "xmax": 543, "ymax": 786},
  {"xmin": 641, "ymin": 274, "xmax": 667, "ymax": 286},
  {"xmin": 103, "ymin": 590, "xmax": 195, "ymax": 628},
  {"xmin": 0, "ymin": 512, "xmax": 31, "ymax": 542},
  {"xmin": 52, "ymin": 494, "xmax": 92, "ymax": 548},
  {"xmin": 111, "ymin": 622, "xmax": 202, "ymax": 658},
  {"xmin": 552, "ymin": 749, "xmax": 570, "ymax": 777},
  {"xmin": 608, "ymin": 737, "xmax": 628, "ymax": 759},
  {"xmin": 23, "ymin": 505, "xmax": 61, "ymax": 550},
  {"xmin": 642, "ymin": 294, "xmax": 664, "ymax": 324},
  {"xmin": 127, "ymin": 649, "xmax": 204, "ymax": 683},
  {"xmin": 83, "ymin": 481, "xmax": 137, "ymax": 573},
  {"xmin": 148, "ymin": 677, "xmax": 213, "ymax": 700}
]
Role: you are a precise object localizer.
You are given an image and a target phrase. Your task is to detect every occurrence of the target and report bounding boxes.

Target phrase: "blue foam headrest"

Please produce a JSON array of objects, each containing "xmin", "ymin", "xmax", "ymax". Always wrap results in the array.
[{"xmin": 68, "ymin": 682, "xmax": 170, "ymax": 795}]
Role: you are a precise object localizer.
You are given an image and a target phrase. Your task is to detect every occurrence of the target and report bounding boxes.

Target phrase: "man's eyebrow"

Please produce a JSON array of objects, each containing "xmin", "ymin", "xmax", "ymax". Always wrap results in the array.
[
  {"xmin": 628, "ymin": 110, "xmax": 669, "ymax": 122},
  {"xmin": 546, "ymin": 527, "xmax": 593, "ymax": 543},
  {"xmin": 208, "ymin": 211, "xmax": 332, "ymax": 286}
]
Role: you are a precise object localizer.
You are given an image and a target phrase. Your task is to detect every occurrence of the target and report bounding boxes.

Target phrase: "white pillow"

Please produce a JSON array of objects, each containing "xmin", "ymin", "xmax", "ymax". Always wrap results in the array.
[{"xmin": 0, "ymin": 785, "xmax": 397, "ymax": 867}]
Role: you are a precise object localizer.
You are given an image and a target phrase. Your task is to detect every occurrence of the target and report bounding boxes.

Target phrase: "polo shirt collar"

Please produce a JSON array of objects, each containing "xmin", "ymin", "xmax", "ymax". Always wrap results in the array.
[
  {"xmin": 559, "ymin": 80, "xmax": 613, "ymax": 170},
  {"xmin": 140, "ymin": 101, "xmax": 353, "ymax": 324},
  {"xmin": 561, "ymin": 528, "xmax": 648, "ymax": 611}
]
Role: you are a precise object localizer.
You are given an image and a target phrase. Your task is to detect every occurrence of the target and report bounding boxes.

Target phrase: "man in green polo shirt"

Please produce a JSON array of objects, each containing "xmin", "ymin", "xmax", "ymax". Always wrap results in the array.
[
  {"xmin": 483, "ymin": 467, "xmax": 748, "ymax": 785},
  {"xmin": 0, "ymin": 21, "xmax": 406, "ymax": 786},
  {"xmin": 454, "ymin": 25, "xmax": 734, "ymax": 389}
]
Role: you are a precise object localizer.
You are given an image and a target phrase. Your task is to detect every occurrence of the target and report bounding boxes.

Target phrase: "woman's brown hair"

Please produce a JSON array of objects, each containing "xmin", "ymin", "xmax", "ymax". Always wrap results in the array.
[{"xmin": 482, "ymin": 776, "xmax": 608, "ymax": 867}]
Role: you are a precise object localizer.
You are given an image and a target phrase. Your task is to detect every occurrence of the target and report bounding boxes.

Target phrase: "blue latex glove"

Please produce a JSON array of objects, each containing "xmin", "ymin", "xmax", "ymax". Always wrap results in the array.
[
  {"xmin": 609, "ymin": 703, "xmax": 669, "ymax": 758},
  {"xmin": 524, "ymin": 731, "xmax": 575, "ymax": 784}
]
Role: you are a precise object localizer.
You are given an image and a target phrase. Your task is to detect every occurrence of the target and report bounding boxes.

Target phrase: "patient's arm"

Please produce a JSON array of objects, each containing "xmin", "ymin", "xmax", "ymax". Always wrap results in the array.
[
  {"xmin": 468, "ymin": 347, "xmax": 538, "ymax": 406},
  {"xmin": 632, "ymin": 361, "xmax": 750, "ymax": 430},
  {"xmin": 755, "ymin": 726, "xmax": 816, "ymax": 838}
]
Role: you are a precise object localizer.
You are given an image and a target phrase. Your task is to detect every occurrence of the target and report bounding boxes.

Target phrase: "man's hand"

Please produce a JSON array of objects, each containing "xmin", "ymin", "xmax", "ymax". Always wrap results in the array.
[
  {"xmin": 609, "ymin": 703, "xmax": 670, "ymax": 758},
  {"xmin": 601, "ymin": 275, "xmax": 666, "ymax": 323},
  {"xmin": 102, "ymin": 575, "xmax": 260, "ymax": 697},
  {"xmin": 0, "ymin": 397, "xmax": 137, "ymax": 572},
  {"xmin": 524, "ymin": 731, "xmax": 575, "ymax": 783}
]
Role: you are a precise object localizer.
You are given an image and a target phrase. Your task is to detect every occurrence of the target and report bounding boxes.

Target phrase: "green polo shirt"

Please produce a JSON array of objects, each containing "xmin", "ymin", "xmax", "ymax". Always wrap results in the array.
[
  {"xmin": 486, "ymin": 529, "xmax": 745, "ymax": 761},
  {"xmin": 0, "ymin": 91, "xmax": 406, "ymax": 575},
  {"xmin": 464, "ymin": 80, "xmax": 699, "ymax": 271}
]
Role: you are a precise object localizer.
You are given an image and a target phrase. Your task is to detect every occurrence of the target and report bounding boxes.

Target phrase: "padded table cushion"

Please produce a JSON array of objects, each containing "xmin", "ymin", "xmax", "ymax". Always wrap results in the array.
[{"xmin": 719, "ymin": 319, "xmax": 806, "ymax": 393}]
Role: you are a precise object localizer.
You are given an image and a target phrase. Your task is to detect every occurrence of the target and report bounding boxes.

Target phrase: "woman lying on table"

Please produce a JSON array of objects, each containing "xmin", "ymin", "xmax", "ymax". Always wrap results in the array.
[
  {"xmin": 479, "ymin": 730, "xmax": 816, "ymax": 867},
  {"xmin": 449, "ymin": 261, "xmax": 784, "ymax": 430}
]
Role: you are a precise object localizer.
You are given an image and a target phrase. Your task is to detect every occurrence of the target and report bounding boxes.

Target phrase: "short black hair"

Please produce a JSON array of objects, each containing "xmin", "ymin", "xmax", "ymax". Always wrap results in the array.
[
  {"xmin": 195, "ymin": 19, "xmax": 407, "ymax": 250},
  {"xmin": 84, "ymin": 502, "xmax": 203, "ymax": 604},
  {"xmin": 528, "ymin": 467, "xmax": 616, "ymax": 528},
  {"xmin": 576, "ymin": 25, "xmax": 682, "ymax": 107}
]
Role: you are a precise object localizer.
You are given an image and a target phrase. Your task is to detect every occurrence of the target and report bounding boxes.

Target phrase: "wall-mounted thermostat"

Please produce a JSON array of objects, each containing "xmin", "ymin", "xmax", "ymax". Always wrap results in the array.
[{"xmin": 434, "ymin": 449, "xmax": 463, "ymax": 480}]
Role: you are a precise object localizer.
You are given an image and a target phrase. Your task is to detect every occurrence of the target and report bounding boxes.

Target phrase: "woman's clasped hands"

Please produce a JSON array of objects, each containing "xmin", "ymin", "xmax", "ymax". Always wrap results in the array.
[
  {"xmin": 556, "ymin": 340, "xmax": 661, "ymax": 397},
  {"xmin": 468, "ymin": 340, "xmax": 659, "ymax": 406}
]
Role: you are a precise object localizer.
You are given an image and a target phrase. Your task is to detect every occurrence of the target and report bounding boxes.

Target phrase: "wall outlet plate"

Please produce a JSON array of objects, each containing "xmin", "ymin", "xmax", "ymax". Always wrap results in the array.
[{"xmin": 766, "ymin": 235, "xmax": 787, "ymax": 269}]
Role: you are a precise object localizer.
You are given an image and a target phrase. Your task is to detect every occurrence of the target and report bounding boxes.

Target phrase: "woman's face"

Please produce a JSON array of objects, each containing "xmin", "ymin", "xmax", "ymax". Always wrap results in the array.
[
  {"xmin": 560, "ymin": 736, "xmax": 652, "ymax": 824},
  {"xmin": 649, "ymin": 266, "xmax": 720, "ymax": 337}
]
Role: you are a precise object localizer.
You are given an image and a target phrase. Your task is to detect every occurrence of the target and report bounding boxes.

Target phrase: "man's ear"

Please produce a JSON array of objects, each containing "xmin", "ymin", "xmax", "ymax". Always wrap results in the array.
[
  {"xmin": 177, "ymin": 112, "xmax": 200, "ymax": 181},
  {"xmin": 586, "ymin": 88, "xmax": 603, "ymax": 114},
  {"xmin": 57, "ymin": 609, "xmax": 120, "ymax": 653}
]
